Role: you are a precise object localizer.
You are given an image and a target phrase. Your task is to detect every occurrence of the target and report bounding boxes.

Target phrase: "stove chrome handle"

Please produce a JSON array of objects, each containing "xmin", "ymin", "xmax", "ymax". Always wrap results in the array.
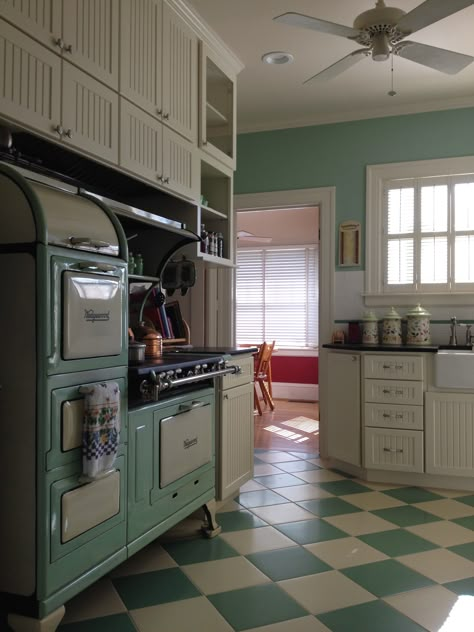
[
  {"xmin": 178, "ymin": 401, "xmax": 206, "ymax": 412},
  {"xmin": 163, "ymin": 364, "xmax": 241, "ymax": 389},
  {"xmin": 69, "ymin": 237, "xmax": 112, "ymax": 250},
  {"xmin": 76, "ymin": 263, "xmax": 119, "ymax": 273}
]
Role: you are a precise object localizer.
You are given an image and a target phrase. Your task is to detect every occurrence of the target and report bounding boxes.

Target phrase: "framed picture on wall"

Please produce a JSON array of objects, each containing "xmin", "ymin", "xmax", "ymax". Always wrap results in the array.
[{"xmin": 339, "ymin": 220, "xmax": 361, "ymax": 266}]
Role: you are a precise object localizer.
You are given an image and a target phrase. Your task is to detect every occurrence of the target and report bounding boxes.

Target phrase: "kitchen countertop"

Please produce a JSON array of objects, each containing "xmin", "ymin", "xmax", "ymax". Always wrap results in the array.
[{"xmin": 323, "ymin": 343, "xmax": 440, "ymax": 352}]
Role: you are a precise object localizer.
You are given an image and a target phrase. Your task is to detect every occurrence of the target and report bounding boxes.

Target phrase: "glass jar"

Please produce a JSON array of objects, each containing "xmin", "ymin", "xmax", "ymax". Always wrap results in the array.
[
  {"xmin": 361, "ymin": 311, "xmax": 379, "ymax": 344},
  {"xmin": 382, "ymin": 307, "xmax": 402, "ymax": 345},
  {"xmin": 406, "ymin": 304, "xmax": 431, "ymax": 345}
]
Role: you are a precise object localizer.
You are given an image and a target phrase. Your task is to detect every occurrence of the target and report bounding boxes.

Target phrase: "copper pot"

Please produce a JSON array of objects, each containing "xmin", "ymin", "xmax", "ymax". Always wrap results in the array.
[{"xmin": 143, "ymin": 331, "xmax": 163, "ymax": 358}]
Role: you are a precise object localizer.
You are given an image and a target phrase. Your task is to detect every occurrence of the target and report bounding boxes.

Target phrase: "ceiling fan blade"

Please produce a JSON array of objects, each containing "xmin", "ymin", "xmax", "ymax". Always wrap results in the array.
[
  {"xmin": 304, "ymin": 49, "xmax": 370, "ymax": 85},
  {"xmin": 237, "ymin": 230, "xmax": 272, "ymax": 243},
  {"xmin": 397, "ymin": 0, "xmax": 474, "ymax": 35},
  {"xmin": 273, "ymin": 12, "xmax": 360, "ymax": 39},
  {"xmin": 396, "ymin": 41, "xmax": 474, "ymax": 74}
]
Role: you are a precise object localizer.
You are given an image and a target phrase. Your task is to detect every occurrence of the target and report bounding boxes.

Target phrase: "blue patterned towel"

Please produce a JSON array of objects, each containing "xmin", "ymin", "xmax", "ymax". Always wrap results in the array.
[{"xmin": 82, "ymin": 381, "xmax": 120, "ymax": 480}]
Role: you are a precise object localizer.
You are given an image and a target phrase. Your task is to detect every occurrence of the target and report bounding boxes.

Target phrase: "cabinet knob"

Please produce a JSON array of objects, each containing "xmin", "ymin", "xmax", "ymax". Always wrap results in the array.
[
  {"xmin": 64, "ymin": 129, "xmax": 73, "ymax": 138},
  {"xmin": 53, "ymin": 124, "xmax": 64, "ymax": 137},
  {"xmin": 163, "ymin": 176, "xmax": 170, "ymax": 184},
  {"xmin": 54, "ymin": 37, "xmax": 65, "ymax": 50},
  {"xmin": 383, "ymin": 447, "xmax": 404, "ymax": 453},
  {"xmin": 64, "ymin": 43, "xmax": 73, "ymax": 53},
  {"xmin": 202, "ymin": 140, "xmax": 208, "ymax": 146},
  {"xmin": 157, "ymin": 174, "xmax": 163, "ymax": 182},
  {"xmin": 157, "ymin": 108, "xmax": 162, "ymax": 116},
  {"xmin": 224, "ymin": 394, "xmax": 229, "ymax": 400},
  {"xmin": 163, "ymin": 112, "xmax": 169, "ymax": 120}
]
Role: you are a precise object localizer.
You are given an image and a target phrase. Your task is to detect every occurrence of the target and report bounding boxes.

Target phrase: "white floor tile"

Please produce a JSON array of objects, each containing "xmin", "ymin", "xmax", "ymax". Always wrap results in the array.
[
  {"xmin": 130, "ymin": 596, "xmax": 234, "ymax": 632},
  {"xmin": 353, "ymin": 480, "xmax": 402, "ymax": 491},
  {"xmin": 109, "ymin": 542, "xmax": 176, "ymax": 578},
  {"xmin": 217, "ymin": 499, "xmax": 243, "ymax": 513},
  {"xmin": 293, "ymin": 470, "xmax": 345, "ymax": 484},
  {"xmin": 250, "ymin": 503, "xmax": 316, "ymax": 524},
  {"xmin": 254, "ymin": 463, "xmax": 286, "ymax": 476},
  {"xmin": 220, "ymin": 526, "xmax": 297, "ymax": 555},
  {"xmin": 278, "ymin": 570, "xmax": 376, "ymax": 615},
  {"xmin": 181, "ymin": 556, "xmax": 270, "ymax": 595},
  {"xmin": 339, "ymin": 491, "xmax": 405, "ymax": 511},
  {"xmin": 398, "ymin": 548, "xmax": 474, "ymax": 583},
  {"xmin": 62, "ymin": 579, "xmax": 126, "ymax": 623},
  {"xmin": 274, "ymin": 485, "xmax": 333, "ymax": 502},
  {"xmin": 324, "ymin": 511, "xmax": 398, "ymax": 536},
  {"xmin": 305, "ymin": 537, "xmax": 388, "ymax": 569},
  {"xmin": 256, "ymin": 452, "xmax": 303, "ymax": 464},
  {"xmin": 406, "ymin": 520, "xmax": 474, "ymax": 547},
  {"xmin": 245, "ymin": 615, "xmax": 331, "ymax": 632},
  {"xmin": 240, "ymin": 480, "xmax": 267, "ymax": 493},
  {"xmin": 424, "ymin": 487, "xmax": 470, "ymax": 498},
  {"xmin": 414, "ymin": 499, "xmax": 474, "ymax": 520},
  {"xmin": 385, "ymin": 585, "xmax": 460, "ymax": 632}
]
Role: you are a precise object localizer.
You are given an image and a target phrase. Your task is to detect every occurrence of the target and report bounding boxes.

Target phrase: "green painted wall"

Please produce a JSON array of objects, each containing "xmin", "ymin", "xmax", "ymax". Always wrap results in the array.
[{"xmin": 235, "ymin": 107, "xmax": 474, "ymax": 267}]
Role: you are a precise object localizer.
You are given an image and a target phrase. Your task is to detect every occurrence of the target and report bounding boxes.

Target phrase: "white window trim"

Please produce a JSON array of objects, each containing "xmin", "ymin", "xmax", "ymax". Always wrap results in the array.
[{"xmin": 365, "ymin": 155, "xmax": 474, "ymax": 307}]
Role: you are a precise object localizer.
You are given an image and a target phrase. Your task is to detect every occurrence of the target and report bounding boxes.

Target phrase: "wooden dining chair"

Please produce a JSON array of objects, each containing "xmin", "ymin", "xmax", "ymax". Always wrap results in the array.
[{"xmin": 254, "ymin": 341, "xmax": 275, "ymax": 415}]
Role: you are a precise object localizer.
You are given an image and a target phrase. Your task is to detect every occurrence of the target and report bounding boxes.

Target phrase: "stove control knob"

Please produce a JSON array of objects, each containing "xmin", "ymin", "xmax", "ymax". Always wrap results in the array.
[
  {"xmin": 194, "ymin": 364, "xmax": 202, "ymax": 375},
  {"xmin": 187, "ymin": 369, "xmax": 194, "ymax": 377},
  {"xmin": 202, "ymin": 364, "xmax": 208, "ymax": 373},
  {"xmin": 175, "ymin": 368, "xmax": 182, "ymax": 377}
]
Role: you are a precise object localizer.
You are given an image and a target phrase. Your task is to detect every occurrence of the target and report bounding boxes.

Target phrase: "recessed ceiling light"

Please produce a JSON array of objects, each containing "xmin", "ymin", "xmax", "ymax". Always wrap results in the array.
[{"xmin": 261, "ymin": 51, "xmax": 294, "ymax": 65}]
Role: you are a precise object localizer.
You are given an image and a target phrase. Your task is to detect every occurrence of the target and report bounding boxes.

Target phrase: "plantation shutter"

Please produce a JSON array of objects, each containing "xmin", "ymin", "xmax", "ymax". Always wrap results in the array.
[{"xmin": 236, "ymin": 246, "xmax": 318, "ymax": 349}]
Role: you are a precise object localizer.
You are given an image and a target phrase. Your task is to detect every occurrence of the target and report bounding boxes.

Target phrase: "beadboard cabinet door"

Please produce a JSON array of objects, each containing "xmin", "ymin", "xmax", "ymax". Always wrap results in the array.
[
  {"xmin": 63, "ymin": 0, "xmax": 119, "ymax": 89},
  {"xmin": 162, "ymin": 1, "xmax": 197, "ymax": 142},
  {"xmin": 0, "ymin": 0, "xmax": 61, "ymax": 49},
  {"xmin": 62, "ymin": 61, "xmax": 119, "ymax": 164},
  {"xmin": 162, "ymin": 125, "xmax": 199, "ymax": 200},
  {"xmin": 0, "ymin": 19, "xmax": 61, "ymax": 139},
  {"xmin": 120, "ymin": 99, "xmax": 163, "ymax": 184},
  {"xmin": 120, "ymin": 0, "xmax": 162, "ymax": 117}
]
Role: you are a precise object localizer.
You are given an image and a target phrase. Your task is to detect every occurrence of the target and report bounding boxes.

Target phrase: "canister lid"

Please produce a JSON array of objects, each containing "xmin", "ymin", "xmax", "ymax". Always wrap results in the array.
[
  {"xmin": 362, "ymin": 311, "xmax": 378, "ymax": 321},
  {"xmin": 383, "ymin": 307, "xmax": 401, "ymax": 320},
  {"xmin": 406, "ymin": 303, "xmax": 431, "ymax": 317}
]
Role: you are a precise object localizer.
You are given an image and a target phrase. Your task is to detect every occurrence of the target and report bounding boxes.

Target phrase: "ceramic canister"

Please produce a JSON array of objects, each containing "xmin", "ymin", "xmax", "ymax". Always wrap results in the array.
[
  {"xmin": 382, "ymin": 307, "xmax": 402, "ymax": 345},
  {"xmin": 406, "ymin": 304, "xmax": 431, "ymax": 345},
  {"xmin": 361, "ymin": 311, "xmax": 379, "ymax": 344}
]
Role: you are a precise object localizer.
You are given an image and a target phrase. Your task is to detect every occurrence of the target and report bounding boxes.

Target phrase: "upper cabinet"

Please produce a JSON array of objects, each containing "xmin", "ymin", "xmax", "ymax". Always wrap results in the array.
[
  {"xmin": 0, "ymin": 0, "xmax": 61, "ymax": 50},
  {"xmin": 120, "ymin": 0, "xmax": 197, "ymax": 142},
  {"xmin": 199, "ymin": 42, "xmax": 236, "ymax": 170}
]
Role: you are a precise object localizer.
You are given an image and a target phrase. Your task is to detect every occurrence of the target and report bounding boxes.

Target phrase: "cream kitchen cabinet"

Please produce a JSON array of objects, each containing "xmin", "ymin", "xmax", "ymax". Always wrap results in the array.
[
  {"xmin": 120, "ymin": 0, "xmax": 197, "ymax": 142},
  {"xmin": 425, "ymin": 391, "xmax": 474, "ymax": 477},
  {"xmin": 0, "ymin": 0, "xmax": 61, "ymax": 50},
  {"xmin": 216, "ymin": 354, "xmax": 254, "ymax": 500},
  {"xmin": 363, "ymin": 354, "xmax": 425, "ymax": 473},
  {"xmin": 199, "ymin": 42, "xmax": 236, "ymax": 169},
  {"xmin": 0, "ymin": 19, "xmax": 61, "ymax": 139},
  {"xmin": 327, "ymin": 351, "xmax": 361, "ymax": 467},
  {"xmin": 120, "ymin": 99, "xmax": 198, "ymax": 200}
]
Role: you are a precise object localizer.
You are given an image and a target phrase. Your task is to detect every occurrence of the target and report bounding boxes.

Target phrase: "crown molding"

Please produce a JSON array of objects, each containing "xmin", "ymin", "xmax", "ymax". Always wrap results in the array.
[
  {"xmin": 237, "ymin": 96, "xmax": 474, "ymax": 134},
  {"xmin": 168, "ymin": 0, "xmax": 244, "ymax": 75}
]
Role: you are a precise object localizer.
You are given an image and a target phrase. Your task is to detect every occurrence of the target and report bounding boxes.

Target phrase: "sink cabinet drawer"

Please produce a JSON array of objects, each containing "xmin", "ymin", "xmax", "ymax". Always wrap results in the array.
[
  {"xmin": 364, "ymin": 379, "xmax": 423, "ymax": 405},
  {"xmin": 364, "ymin": 403, "xmax": 423, "ymax": 431},
  {"xmin": 364, "ymin": 428, "xmax": 423, "ymax": 472},
  {"xmin": 364, "ymin": 355, "xmax": 423, "ymax": 381}
]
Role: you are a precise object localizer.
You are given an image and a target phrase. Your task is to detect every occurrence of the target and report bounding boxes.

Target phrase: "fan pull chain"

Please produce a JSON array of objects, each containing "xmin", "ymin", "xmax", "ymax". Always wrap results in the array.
[{"xmin": 388, "ymin": 54, "xmax": 397, "ymax": 96}]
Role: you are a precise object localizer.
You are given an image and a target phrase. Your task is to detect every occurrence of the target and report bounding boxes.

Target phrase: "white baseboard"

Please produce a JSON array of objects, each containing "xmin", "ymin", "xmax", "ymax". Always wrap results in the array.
[{"xmin": 272, "ymin": 382, "xmax": 319, "ymax": 402}]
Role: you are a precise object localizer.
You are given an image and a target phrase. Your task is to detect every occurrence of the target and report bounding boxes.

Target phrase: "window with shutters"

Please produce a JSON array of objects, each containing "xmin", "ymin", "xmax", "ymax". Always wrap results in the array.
[
  {"xmin": 366, "ymin": 156, "xmax": 474, "ymax": 306},
  {"xmin": 236, "ymin": 246, "xmax": 318, "ymax": 349}
]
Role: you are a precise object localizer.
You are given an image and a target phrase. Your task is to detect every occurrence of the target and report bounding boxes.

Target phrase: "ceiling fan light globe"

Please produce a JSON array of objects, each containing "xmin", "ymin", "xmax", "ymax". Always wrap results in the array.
[{"xmin": 372, "ymin": 32, "xmax": 390, "ymax": 61}]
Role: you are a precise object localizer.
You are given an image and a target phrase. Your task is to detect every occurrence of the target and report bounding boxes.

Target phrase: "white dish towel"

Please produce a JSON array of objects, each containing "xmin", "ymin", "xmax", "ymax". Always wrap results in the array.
[{"xmin": 82, "ymin": 381, "xmax": 120, "ymax": 481}]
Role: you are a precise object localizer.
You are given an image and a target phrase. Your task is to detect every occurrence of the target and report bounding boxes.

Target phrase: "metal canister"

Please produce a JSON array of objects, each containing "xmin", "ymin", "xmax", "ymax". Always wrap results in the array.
[
  {"xmin": 361, "ymin": 311, "xmax": 379, "ymax": 344},
  {"xmin": 143, "ymin": 331, "xmax": 163, "ymax": 358},
  {"xmin": 382, "ymin": 307, "xmax": 402, "ymax": 345},
  {"xmin": 406, "ymin": 304, "xmax": 431, "ymax": 345}
]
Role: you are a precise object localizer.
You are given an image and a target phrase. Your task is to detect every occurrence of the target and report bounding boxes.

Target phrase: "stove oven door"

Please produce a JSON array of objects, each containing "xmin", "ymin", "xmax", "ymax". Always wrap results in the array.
[{"xmin": 48, "ymin": 255, "xmax": 127, "ymax": 374}]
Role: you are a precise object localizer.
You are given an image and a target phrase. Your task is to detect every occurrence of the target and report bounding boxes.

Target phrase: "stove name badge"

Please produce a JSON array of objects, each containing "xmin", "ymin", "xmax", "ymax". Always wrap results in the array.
[
  {"xmin": 84, "ymin": 309, "xmax": 111, "ymax": 323},
  {"xmin": 184, "ymin": 437, "xmax": 198, "ymax": 449}
]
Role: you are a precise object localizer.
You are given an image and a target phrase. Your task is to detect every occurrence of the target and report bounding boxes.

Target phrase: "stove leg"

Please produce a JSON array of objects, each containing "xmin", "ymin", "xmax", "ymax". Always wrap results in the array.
[
  {"xmin": 8, "ymin": 606, "xmax": 65, "ymax": 632},
  {"xmin": 201, "ymin": 500, "xmax": 221, "ymax": 538}
]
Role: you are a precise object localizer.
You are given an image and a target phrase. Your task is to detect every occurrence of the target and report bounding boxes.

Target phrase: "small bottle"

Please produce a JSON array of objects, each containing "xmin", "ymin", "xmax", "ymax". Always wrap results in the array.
[
  {"xmin": 128, "ymin": 252, "xmax": 135, "ymax": 275},
  {"xmin": 200, "ymin": 224, "xmax": 209, "ymax": 254},
  {"xmin": 210, "ymin": 232, "xmax": 217, "ymax": 256},
  {"xmin": 217, "ymin": 232, "xmax": 224, "ymax": 257},
  {"xmin": 135, "ymin": 253, "xmax": 144, "ymax": 276}
]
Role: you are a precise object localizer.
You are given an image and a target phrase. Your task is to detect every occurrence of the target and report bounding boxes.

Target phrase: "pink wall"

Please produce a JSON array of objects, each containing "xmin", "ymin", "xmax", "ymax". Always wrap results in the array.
[{"xmin": 271, "ymin": 356, "xmax": 318, "ymax": 385}]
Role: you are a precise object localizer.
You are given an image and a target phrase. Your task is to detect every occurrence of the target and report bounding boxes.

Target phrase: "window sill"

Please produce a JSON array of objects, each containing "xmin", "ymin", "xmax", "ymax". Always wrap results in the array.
[
  {"xmin": 364, "ymin": 293, "xmax": 474, "ymax": 307},
  {"xmin": 276, "ymin": 348, "xmax": 319, "ymax": 357}
]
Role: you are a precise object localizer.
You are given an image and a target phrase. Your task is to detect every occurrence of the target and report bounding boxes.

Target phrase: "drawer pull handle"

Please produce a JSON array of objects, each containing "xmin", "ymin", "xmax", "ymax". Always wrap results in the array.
[
  {"xmin": 383, "ymin": 447, "xmax": 404, "ymax": 453},
  {"xmin": 382, "ymin": 413, "xmax": 391, "ymax": 418},
  {"xmin": 395, "ymin": 414, "xmax": 404, "ymax": 419},
  {"xmin": 382, "ymin": 364, "xmax": 403, "ymax": 369},
  {"xmin": 383, "ymin": 389, "xmax": 404, "ymax": 395}
]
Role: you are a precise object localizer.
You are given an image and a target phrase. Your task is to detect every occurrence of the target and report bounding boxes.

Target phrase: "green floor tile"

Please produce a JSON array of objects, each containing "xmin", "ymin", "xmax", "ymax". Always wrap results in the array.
[
  {"xmin": 298, "ymin": 497, "xmax": 363, "ymax": 517},
  {"xmin": 373, "ymin": 505, "xmax": 439, "ymax": 527},
  {"xmin": 453, "ymin": 515, "xmax": 474, "ymax": 530},
  {"xmin": 330, "ymin": 469, "xmax": 357, "ymax": 479},
  {"xmin": 255, "ymin": 473, "xmax": 308, "ymax": 488},
  {"xmin": 383, "ymin": 486, "xmax": 443, "ymax": 504},
  {"xmin": 247, "ymin": 546, "xmax": 331, "ymax": 581},
  {"xmin": 275, "ymin": 518, "xmax": 348, "ymax": 545},
  {"xmin": 58, "ymin": 614, "xmax": 136, "ymax": 632},
  {"xmin": 237, "ymin": 489, "xmax": 288, "ymax": 508},
  {"xmin": 112, "ymin": 567, "xmax": 200, "ymax": 609},
  {"xmin": 448, "ymin": 542, "xmax": 474, "ymax": 561},
  {"xmin": 289, "ymin": 451, "xmax": 319, "ymax": 460},
  {"xmin": 162, "ymin": 535, "xmax": 239, "ymax": 565},
  {"xmin": 360, "ymin": 529, "xmax": 438, "ymax": 556},
  {"xmin": 318, "ymin": 480, "xmax": 371, "ymax": 496},
  {"xmin": 216, "ymin": 510, "xmax": 267, "ymax": 532},
  {"xmin": 456, "ymin": 494, "xmax": 474, "ymax": 507},
  {"xmin": 317, "ymin": 599, "xmax": 426, "ymax": 632},
  {"xmin": 342, "ymin": 559, "xmax": 434, "ymax": 597},
  {"xmin": 444, "ymin": 577, "xmax": 474, "ymax": 595},
  {"xmin": 275, "ymin": 460, "xmax": 321, "ymax": 473},
  {"xmin": 208, "ymin": 583, "xmax": 308, "ymax": 630}
]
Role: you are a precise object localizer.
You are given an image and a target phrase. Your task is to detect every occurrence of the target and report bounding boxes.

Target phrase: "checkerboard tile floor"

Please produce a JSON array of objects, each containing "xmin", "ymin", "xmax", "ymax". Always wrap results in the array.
[{"xmin": 58, "ymin": 450, "xmax": 474, "ymax": 632}]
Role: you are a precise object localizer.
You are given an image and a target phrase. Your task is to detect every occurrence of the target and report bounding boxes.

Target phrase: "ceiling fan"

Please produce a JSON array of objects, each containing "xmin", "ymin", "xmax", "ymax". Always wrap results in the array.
[
  {"xmin": 237, "ymin": 230, "xmax": 272, "ymax": 243},
  {"xmin": 274, "ymin": 0, "xmax": 474, "ymax": 84}
]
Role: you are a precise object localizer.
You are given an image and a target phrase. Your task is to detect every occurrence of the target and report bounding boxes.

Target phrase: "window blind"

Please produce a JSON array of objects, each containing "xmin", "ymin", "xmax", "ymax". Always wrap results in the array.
[{"xmin": 236, "ymin": 246, "xmax": 318, "ymax": 349}]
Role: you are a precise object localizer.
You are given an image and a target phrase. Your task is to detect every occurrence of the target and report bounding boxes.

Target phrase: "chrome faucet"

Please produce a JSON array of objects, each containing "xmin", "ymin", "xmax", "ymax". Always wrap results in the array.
[
  {"xmin": 449, "ymin": 317, "xmax": 457, "ymax": 346},
  {"xmin": 459, "ymin": 323, "xmax": 473, "ymax": 346}
]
